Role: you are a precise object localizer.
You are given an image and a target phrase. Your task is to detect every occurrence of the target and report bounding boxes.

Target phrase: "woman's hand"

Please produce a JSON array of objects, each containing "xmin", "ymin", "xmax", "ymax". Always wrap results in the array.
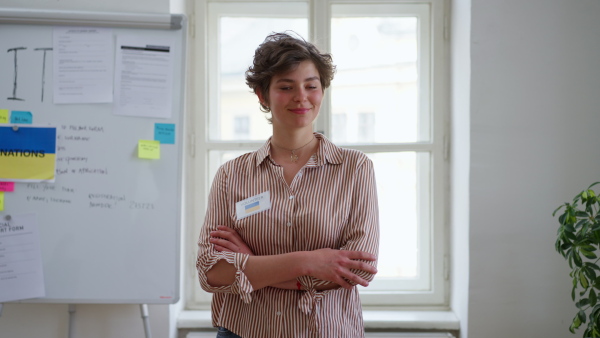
[
  {"xmin": 305, "ymin": 248, "xmax": 377, "ymax": 290},
  {"xmin": 210, "ymin": 225, "xmax": 254, "ymax": 256}
]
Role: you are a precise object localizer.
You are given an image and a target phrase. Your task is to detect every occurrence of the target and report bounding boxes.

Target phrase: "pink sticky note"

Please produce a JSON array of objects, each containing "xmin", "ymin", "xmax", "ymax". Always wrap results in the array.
[{"xmin": 0, "ymin": 182, "xmax": 15, "ymax": 192}]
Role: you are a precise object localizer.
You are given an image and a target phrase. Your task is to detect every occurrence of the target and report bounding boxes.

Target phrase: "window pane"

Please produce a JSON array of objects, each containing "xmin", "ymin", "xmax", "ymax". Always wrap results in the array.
[
  {"xmin": 367, "ymin": 152, "xmax": 430, "ymax": 281},
  {"xmin": 211, "ymin": 17, "xmax": 309, "ymax": 141},
  {"xmin": 330, "ymin": 14, "xmax": 422, "ymax": 144},
  {"xmin": 208, "ymin": 150, "xmax": 252, "ymax": 187}
]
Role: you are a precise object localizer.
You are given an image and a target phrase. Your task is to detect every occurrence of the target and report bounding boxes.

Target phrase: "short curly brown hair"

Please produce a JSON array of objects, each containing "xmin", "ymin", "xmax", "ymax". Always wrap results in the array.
[{"xmin": 245, "ymin": 31, "xmax": 335, "ymax": 120}]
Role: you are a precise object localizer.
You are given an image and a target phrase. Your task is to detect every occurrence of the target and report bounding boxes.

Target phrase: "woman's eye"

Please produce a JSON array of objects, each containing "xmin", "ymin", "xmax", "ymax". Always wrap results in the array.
[{"xmin": 280, "ymin": 87, "xmax": 292, "ymax": 91}]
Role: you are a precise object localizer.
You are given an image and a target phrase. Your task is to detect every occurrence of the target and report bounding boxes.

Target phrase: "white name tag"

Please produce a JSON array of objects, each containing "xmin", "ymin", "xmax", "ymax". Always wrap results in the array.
[{"xmin": 235, "ymin": 191, "xmax": 271, "ymax": 220}]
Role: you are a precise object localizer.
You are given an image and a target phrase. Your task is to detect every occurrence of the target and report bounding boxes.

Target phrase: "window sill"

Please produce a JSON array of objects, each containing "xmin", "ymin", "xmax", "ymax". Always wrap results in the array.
[{"xmin": 177, "ymin": 310, "xmax": 460, "ymax": 331}]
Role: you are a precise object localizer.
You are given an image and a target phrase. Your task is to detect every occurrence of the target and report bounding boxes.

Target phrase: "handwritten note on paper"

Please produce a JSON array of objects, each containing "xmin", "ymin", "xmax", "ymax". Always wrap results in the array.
[
  {"xmin": 0, "ymin": 182, "xmax": 15, "ymax": 192},
  {"xmin": 138, "ymin": 140, "xmax": 160, "ymax": 159},
  {"xmin": 10, "ymin": 111, "xmax": 33, "ymax": 124},
  {"xmin": 0, "ymin": 213, "xmax": 45, "ymax": 302},
  {"xmin": 154, "ymin": 123, "xmax": 175, "ymax": 144},
  {"xmin": 0, "ymin": 110, "xmax": 8, "ymax": 124}
]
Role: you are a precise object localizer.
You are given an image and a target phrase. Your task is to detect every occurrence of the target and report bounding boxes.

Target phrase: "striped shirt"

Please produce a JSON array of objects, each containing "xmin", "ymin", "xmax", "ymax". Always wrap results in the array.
[{"xmin": 196, "ymin": 133, "xmax": 379, "ymax": 338}]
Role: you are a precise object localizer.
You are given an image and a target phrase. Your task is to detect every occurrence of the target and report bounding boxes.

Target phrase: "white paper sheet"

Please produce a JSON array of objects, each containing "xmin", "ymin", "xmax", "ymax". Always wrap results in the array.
[
  {"xmin": 113, "ymin": 36, "xmax": 174, "ymax": 118},
  {"xmin": 0, "ymin": 214, "xmax": 45, "ymax": 302},
  {"xmin": 53, "ymin": 27, "xmax": 114, "ymax": 104}
]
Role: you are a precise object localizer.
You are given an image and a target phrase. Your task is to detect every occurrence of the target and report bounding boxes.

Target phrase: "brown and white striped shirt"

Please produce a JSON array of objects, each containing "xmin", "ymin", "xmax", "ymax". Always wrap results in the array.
[{"xmin": 196, "ymin": 133, "xmax": 379, "ymax": 338}]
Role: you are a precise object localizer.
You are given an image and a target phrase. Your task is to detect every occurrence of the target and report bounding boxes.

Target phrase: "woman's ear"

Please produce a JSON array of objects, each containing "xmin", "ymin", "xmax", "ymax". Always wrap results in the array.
[{"xmin": 255, "ymin": 89, "xmax": 267, "ymax": 108}]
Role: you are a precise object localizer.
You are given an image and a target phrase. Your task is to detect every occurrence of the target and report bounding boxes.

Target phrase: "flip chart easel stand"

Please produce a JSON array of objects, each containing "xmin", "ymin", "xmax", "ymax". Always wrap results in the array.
[
  {"xmin": 140, "ymin": 304, "xmax": 152, "ymax": 338},
  {"xmin": 68, "ymin": 304, "xmax": 75, "ymax": 338}
]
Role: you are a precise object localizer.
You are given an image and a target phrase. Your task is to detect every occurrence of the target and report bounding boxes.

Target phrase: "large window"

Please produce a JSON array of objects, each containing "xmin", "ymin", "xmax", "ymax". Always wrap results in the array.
[{"xmin": 190, "ymin": 0, "xmax": 449, "ymax": 308}]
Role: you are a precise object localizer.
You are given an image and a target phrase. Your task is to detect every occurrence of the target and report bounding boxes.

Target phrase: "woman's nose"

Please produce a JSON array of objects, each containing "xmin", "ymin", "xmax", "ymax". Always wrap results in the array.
[{"xmin": 293, "ymin": 88, "xmax": 307, "ymax": 102}]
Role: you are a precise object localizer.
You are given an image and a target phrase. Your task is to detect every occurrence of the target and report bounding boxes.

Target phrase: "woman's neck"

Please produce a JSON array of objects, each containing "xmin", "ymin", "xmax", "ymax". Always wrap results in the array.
[{"xmin": 271, "ymin": 129, "xmax": 315, "ymax": 150}]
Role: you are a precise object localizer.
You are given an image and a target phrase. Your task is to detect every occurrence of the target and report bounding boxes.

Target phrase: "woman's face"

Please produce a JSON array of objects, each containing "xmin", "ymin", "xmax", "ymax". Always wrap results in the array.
[{"xmin": 263, "ymin": 60, "xmax": 323, "ymax": 132}]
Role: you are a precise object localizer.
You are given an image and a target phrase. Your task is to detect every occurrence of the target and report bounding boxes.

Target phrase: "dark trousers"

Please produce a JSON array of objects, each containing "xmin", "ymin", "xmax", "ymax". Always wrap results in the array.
[{"xmin": 216, "ymin": 327, "xmax": 243, "ymax": 338}]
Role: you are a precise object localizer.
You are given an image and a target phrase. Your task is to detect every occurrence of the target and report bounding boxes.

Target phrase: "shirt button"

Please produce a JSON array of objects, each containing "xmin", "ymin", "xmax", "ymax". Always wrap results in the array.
[
  {"xmin": 287, "ymin": 222, "xmax": 292, "ymax": 227},
  {"xmin": 276, "ymin": 311, "xmax": 281, "ymax": 316},
  {"xmin": 289, "ymin": 195, "xmax": 294, "ymax": 200}
]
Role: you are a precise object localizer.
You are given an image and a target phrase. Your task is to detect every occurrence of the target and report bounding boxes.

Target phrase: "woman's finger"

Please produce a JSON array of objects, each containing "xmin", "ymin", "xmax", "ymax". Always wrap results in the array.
[
  {"xmin": 342, "ymin": 250, "xmax": 377, "ymax": 261},
  {"xmin": 213, "ymin": 244, "xmax": 232, "ymax": 253},
  {"xmin": 345, "ymin": 260, "xmax": 378, "ymax": 275},
  {"xmin": 210, "ymin": 226, "xmax": 254, "ymax": 256},
  {"xmin": 213, "ymin": 227, "xmax": 246, "ymax": 246},
  {"xmin": 210, "ymin": 237, "xmax": 238, "ymax": 252},
  {"xmin": 342, "ymin": 271, "xmax": 369, "ymax": 288}
]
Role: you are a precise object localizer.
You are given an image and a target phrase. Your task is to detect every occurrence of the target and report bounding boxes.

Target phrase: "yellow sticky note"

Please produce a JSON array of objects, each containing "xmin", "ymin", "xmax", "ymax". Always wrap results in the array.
[
  {"xmin": 0, "ymin": 109, "xmax": 8, "ymax": 124},
  {"xmin": 138, "ymin": 140, "xmax": 160, "ymax": 159},
  {"xmin": 0, "ymin": 192, "xmax": 4, "ymax": 211}
]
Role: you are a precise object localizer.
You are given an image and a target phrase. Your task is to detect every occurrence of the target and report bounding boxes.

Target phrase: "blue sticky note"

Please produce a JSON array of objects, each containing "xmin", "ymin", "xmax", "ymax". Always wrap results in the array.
[
  {"xmin": 154, "ymin": 123, "xmax": 175, "ymax": 144},
  {"xmin": 10, "ymin": 111, "xmax": 33, "ymax": 124}
]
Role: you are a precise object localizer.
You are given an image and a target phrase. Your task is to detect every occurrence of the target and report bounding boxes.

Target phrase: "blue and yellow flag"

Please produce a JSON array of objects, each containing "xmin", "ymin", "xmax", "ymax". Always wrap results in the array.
[{"xmin": 0, "ymin": 126, "xmax": 57, "ymax": 182}]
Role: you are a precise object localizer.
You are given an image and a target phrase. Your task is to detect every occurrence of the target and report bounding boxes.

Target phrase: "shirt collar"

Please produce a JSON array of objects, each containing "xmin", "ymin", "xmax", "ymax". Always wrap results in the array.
[{"xmin": 254, "ymin": 133, "xmax": 343, "ymax": 167}]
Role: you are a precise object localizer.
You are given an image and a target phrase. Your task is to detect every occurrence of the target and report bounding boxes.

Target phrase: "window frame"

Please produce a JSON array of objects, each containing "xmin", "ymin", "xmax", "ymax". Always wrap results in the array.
[{"xmin": 188, "ymin": 0, "xmax": 450, "ymax": 309}]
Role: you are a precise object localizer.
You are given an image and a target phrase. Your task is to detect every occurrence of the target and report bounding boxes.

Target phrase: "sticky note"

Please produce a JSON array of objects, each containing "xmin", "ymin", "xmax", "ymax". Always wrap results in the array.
[
  {"xmin": 0, "ymin": 182, "xmax": 15, "ymax": 192},
  {"xmin": 0, "ymin": 192, "xmax": 4, "ymax": 211},
  {"xmin": 0, "ymin": 110, "xmax": 8, "ymax": 124},
  {"xmin": 10, "ymin": 111, "xmax": 33, "ymax": 124},
  {"xmin": 138, "ymin": 140, "xmax": 160, "ymax": 159},
  {"xmin": 154, "ymin": 123, "xmax": 175, "ymax": 144}
]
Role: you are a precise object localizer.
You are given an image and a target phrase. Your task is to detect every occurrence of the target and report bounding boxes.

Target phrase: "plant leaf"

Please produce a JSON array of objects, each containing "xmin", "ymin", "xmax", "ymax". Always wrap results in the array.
[
  {"xmin": 553, "ymin": 204, "xmax": 566, "ymax": 217},
  {"xmin": 577, "ymin": 210, "xmax": 590, "ymax": 217},
  {"xmin": 578, "ymin": 298, "xmax": 590, "ymax": 308},
  {"xmin": 588, "ymin": 182, "xmax": 600, "ymax": 190},
  {"xmin": 580, "ymin": 270, "xmax": 589, "ymax": 288},
  {"xmin": 582, "ymin": 249, "xmax": 598, "ymax": 259},
  {"xmin": 574, "ymin": 251, "xmax": 583, "ymax": 267},
  {"xmin": 559, "ymin": 213, "xmax": 567, "ymax": 225},
  {"xmin": 587, "ymin": 267, "xmax": 598, "ymax": 281},
  {"xmin": 572, "ymin": 313, "xmax": 582, "ymax": 332},
  {"xmin": 579, "ymin": 309, "xmax": 587, "ymax": 323},
  {"xmin": 591, "ymin": 289, "xmax": 598, "ymax": 307}
]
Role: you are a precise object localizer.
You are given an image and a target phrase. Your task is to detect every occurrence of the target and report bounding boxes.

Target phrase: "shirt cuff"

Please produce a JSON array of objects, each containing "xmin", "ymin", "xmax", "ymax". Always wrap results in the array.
[
  {"xmin": 296, "ymin": 276, "xmax": 332, "ymax": 315},
  {"xmin": 297, "ymin": 276, "xmax": 332, "ymax": 333},
  {"xmin": 198, "ymin": 251, "xmax": 253, "ymax": 303}
]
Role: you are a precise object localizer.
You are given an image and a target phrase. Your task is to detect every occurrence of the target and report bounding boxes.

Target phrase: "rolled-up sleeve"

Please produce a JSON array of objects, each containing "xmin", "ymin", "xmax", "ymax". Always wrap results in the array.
[
  {"xmin": 196, "ymin": 166, "xmax": 254, "ymax": 303},
  {"xmin": 298, "ymin": 156, "xmax": 379, "ymax": 312},
  {"xmin": 339, "ymin": 157, "xmax": 379, "ymax": 283}
]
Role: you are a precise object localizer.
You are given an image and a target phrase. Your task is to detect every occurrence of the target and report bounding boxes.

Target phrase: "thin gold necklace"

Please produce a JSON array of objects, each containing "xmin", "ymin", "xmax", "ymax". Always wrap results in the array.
[{"xmin": 273, "ymin": 136, "xmax": 315, "ymax": 163}]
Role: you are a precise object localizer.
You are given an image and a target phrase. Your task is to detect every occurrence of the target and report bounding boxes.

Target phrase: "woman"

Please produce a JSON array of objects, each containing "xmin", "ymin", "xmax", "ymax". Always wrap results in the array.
[{"xmin": 196, "ymin": 32, "xmax": 380, "ymax": 338}]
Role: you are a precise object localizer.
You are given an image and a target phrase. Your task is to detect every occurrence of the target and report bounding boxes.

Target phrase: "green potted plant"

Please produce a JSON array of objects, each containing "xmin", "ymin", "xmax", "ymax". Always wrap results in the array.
[{"xmin": 554, "ymin": 182, "xmax": 600, "ymax": 337}]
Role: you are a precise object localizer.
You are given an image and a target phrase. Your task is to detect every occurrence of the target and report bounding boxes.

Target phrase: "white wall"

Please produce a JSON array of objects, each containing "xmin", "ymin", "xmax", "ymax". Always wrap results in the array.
[{"xmin": 467, "ymin": 0, "xmax": 600, "ymax": 337}]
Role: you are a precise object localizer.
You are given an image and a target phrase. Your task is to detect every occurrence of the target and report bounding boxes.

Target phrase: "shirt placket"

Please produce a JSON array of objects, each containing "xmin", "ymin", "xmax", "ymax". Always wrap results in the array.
[{"xmin": 288, "ymin": 168, "xmax": 306, "ymax": 252}]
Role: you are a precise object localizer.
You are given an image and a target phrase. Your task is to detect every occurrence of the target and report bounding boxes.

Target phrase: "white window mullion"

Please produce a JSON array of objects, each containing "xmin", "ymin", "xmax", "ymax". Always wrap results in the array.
[{"xmin": 311, "ymin": 0, "xmax": 331, "ymax": 136}]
